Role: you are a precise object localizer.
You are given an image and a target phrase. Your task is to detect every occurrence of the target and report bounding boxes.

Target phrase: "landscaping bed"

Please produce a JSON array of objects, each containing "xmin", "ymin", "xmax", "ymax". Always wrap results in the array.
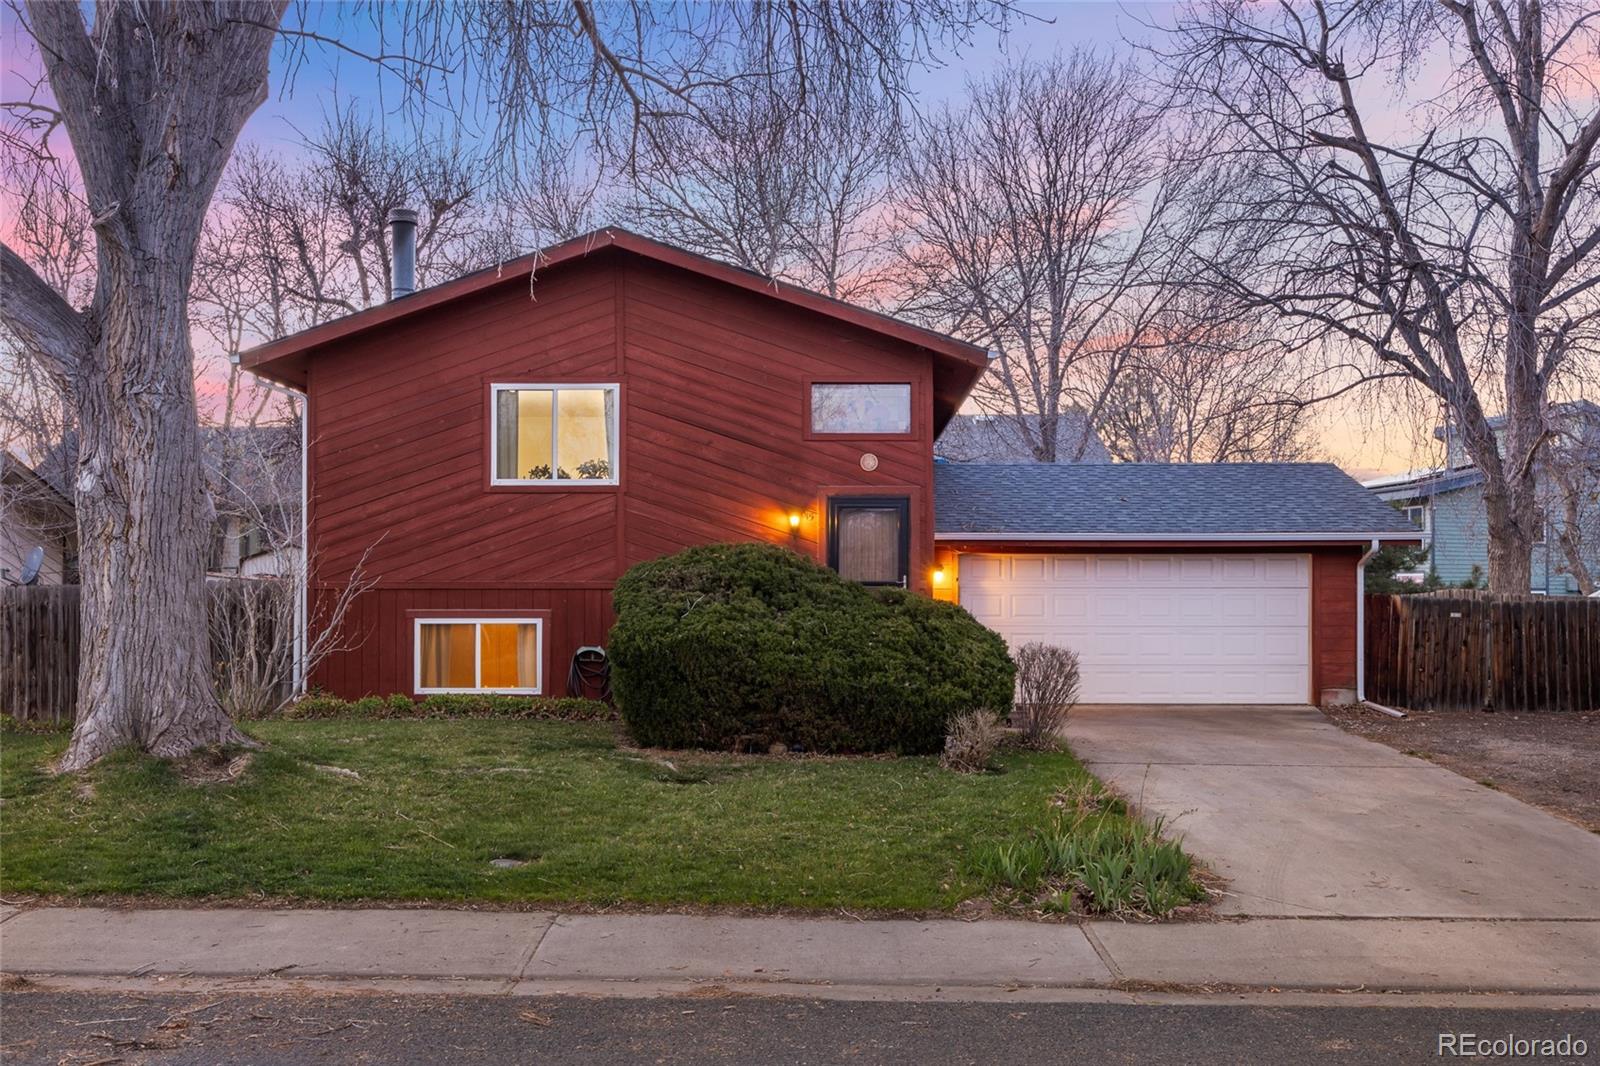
[
  {"xmin": 0, "ymin": 720, "xmax": 1201, "ymax": 917},
  {"xmin": 1322, "ymin": 705, "xmax": 1600, "ymax": 831}
]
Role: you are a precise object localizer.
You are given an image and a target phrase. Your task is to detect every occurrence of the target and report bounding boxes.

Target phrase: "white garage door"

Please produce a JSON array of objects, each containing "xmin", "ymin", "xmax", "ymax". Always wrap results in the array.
[{"xmin": 958, "ymin": 553, "xmax": 1310, "ymax": 704}]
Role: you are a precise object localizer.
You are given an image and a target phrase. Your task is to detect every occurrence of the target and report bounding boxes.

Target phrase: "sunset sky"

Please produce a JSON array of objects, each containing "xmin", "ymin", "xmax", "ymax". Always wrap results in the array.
[{"xmin": 1, "ymin": 1, "xmax": 1448, "ymax": 477}]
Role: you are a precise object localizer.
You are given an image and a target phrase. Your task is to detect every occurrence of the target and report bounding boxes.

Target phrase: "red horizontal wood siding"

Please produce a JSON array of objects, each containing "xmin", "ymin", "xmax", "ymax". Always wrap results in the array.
[{"xmin": 306, "ymin": 249, "xmax": 942, "ymax": 698}]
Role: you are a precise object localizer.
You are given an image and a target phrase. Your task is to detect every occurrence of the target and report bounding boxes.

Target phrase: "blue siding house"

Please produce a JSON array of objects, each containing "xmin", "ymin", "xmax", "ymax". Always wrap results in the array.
[{"xmin": 1364, "ymin": 402, "xmax": 1600, "ymax": 595}]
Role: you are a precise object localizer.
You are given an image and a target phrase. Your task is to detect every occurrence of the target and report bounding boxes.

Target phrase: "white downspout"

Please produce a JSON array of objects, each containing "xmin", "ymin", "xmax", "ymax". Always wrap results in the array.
[
  {"xmin": 235, "ymin": 355, "xmax": 309, "ymax": 696},
  {"xmin": 1355, "ymin": 537, "xmax": 1380, "ymax": 702},
  {"xmin": 295, "ymin": 390, "xmax": 308, "ymax": 695}
]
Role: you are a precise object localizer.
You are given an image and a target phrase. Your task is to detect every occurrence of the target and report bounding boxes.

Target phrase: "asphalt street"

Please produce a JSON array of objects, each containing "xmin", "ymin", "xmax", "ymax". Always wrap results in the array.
[{"xmin": 1, "ymin": 988, "xmax": 1595, "ymax": 1065}]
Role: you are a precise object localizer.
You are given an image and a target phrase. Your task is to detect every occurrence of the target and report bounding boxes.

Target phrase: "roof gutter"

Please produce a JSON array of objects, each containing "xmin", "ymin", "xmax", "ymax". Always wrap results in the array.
[{"xmin": 934, "ymin": 531, "xmax": 1423, "ymax": 543}]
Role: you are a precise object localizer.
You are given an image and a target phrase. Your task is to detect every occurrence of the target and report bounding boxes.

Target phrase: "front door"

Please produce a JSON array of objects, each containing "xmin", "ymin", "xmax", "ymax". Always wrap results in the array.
[{"xmin": 827, "ymin": 496, "xmax": 910, "ymax": 587}]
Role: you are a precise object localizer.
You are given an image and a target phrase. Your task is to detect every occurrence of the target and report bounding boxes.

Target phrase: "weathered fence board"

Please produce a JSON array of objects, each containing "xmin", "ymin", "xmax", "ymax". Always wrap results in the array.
[
  {"xmin": 1, "ymin": 585, "xmax": 81, "ymax": 724},
  {"xmin": 1365, "ymin": 591, "xmax": 1600, "ymax": 712},
  {"xmin": 2, "ymin": 581, "xmax": 289, "ymax": 725}
]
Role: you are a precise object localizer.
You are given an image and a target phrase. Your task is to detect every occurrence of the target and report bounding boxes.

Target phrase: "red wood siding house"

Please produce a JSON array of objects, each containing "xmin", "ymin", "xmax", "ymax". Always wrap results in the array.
[
  {"xmin": 244, "ymin": 231, "xmax": 986, "ymax": 699},
  {"xmin": 243, "ymin": 229, "xmax": 1417, "ymax": 706}
]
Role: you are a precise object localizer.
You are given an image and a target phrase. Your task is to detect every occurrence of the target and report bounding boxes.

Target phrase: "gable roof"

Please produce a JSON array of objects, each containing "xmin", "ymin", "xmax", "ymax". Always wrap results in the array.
[
  {"xmin": 1, "ymin": 450, "xmax": 74, "ymax": 519},
  {"xmin": 239, "ymin": 228, "xmax": 991, "ymax": 430},
  {"xmin": 935, "ymin": 462, "xmax": 1419, "ymax": 539},
  {"xmin": 934, "ymin": 412, "xmax": 1111, "ymax": 464}
]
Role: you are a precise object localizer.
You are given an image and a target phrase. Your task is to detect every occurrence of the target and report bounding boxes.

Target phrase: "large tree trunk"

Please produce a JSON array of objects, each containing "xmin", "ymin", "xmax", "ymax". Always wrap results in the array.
[
  {"xmin": 59, "ymin": 261, "xmax": 253, "ymax": 770},
  {"xmin": 1459, "ymin": 408, "xmax": 1539, "ymax": 595},
  {"xmin": 14, "ymin": 1, "xmax": 287, "ymax": 769},
  {"xmin": 1481, "ymin": 482, "xmax": 1536, "ymax": 595}
]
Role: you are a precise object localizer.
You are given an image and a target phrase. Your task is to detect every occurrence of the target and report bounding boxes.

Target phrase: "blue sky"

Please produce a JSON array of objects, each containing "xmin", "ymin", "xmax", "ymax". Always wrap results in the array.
[{"xmin": 244, "ymin": 2, "xmax": 1175, "ymax": 152}]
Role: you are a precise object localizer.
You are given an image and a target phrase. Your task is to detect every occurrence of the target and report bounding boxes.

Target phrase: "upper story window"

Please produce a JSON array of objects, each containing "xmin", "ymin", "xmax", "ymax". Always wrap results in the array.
[
  {"xmin": 1403, "ymin": 504, "xmax": 1432, "ymax": 546},
  {"xmin": 809, "ymin": 383, "xmax": 912, "ymax": 436},
  {"xmin": 492, "ymin": 384, "xmax": 619, "ymax": 485}
]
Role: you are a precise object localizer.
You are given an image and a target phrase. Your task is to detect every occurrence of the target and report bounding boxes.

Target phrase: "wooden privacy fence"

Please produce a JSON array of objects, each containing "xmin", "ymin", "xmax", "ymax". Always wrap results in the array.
[
  {"xmin": 1366, "ymin": 591, "xmax": 1600, "ymax": 712},
  {"xmin": 1, "ymin": 584, "xmax": 81, "ymax": 725},
  {"xmin": 2, "ymin": 580, "xmax": 290, "ymax": 725}
]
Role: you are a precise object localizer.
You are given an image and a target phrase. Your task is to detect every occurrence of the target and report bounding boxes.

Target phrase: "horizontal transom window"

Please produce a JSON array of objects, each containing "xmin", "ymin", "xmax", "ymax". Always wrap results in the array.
[
  {"xmin": 414, "ymin": 618, "xmax": 543, "ymax": 694},
  {"xmin": 492, "ymin": 383, "xmax": 619, "ymax": 485},
  {"xmin": 810, "ymin": 383, "xmax": 912, "ymax": 435}
]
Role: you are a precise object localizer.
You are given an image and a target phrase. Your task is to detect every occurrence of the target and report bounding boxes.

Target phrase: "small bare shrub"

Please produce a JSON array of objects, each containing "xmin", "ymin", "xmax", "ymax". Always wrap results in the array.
[
  {"xmin": 941, "ymin": 710, "xmax": 1003, "ymax": 773},
  {"xmin": 1011, "ymin": 643, "xmax": 1081, "ymax": 749}
]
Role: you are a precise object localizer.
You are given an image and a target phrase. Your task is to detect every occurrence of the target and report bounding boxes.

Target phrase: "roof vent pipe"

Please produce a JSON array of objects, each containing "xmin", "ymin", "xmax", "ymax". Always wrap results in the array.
[{"xmin": 387, "ymin": 207, "xmax": 417, "ymax": 299}]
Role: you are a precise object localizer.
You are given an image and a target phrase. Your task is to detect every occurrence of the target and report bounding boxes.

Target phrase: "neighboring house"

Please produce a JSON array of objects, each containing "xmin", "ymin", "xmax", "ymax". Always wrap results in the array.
[
  {"xmin": 1364, "ymin": 401, "xmax": 1600, "ymax": 595},
  {"xmin": 241, "ymin": 227, "xmax": 1416, "ymax": 707},
  {"xmin": 935, "ymin": 411, "xmax": 1111, "ymax": 464},
  {"xmin": 36, "ymin": 427, "xmax": 301, "ymax": 581},
  {"xmin": 0, "ymin": 451, "xmax": 76, "ymax": 585},
  {"xmin": 203, "ymin": 424, "xmax": 301, "ymax": 579}
]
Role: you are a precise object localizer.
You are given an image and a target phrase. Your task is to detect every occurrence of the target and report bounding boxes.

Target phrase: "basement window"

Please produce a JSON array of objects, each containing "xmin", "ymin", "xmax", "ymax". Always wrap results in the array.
[
  {"xmin": 492, "ymin": 384, "xmax": 619, "ymax": 485},
  {"xmin": 414, "ymin": 617, "xmax": 543, "ymax": 694}
]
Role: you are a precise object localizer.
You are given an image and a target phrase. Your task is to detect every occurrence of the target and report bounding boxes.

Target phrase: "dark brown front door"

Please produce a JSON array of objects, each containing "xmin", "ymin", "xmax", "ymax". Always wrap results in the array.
[{"xmin": 827, "ymin": 496, "xmax": 910, "ymax": 587}]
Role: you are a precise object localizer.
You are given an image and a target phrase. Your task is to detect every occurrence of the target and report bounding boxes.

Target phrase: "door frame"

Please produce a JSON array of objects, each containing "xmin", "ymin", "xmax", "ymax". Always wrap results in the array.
[{"xmin": 826, "ymin": 494, "xmax": 912, "ymax": 587}]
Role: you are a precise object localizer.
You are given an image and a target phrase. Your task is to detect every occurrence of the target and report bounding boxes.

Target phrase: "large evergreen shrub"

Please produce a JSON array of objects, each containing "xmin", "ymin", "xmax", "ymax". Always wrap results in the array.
[{"xmin": 610, "ymin": 543, "xmax": 1014, "ymax": 754}]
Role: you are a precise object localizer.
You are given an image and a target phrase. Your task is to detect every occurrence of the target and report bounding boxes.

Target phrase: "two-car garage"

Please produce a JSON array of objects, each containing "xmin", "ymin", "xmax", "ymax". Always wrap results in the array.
[
  {"xmin": 957, "ymin": 552, "xmax": 1311, "ymax": 704},
  {"xmin": 933, "ymin": 462, "xmax": 1423, "ymax": 707}
]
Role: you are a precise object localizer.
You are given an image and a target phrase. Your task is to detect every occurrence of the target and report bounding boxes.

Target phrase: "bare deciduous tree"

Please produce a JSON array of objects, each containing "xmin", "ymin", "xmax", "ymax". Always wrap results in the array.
[
  {"xmin": 891, "ymin": 52, "xmax": 1190, "ymax": 462},
  {"xmin": 625, "ymin": 71, "xmax": 899, "ymax": 299},
  {"xmin": 0, "ymin": 0, "xmax": 1015, "ymax": 769},
  {"xmin": 208, "ymin": 424, "xmax": 376, "ymax": 721},
  {"xmin": 1162, "ymin": 0, "xmax": 1600, "ymax": 591},
  {"xmin": 1097, "ymin": 297, "xmax": 1316, "ymax": 463}
]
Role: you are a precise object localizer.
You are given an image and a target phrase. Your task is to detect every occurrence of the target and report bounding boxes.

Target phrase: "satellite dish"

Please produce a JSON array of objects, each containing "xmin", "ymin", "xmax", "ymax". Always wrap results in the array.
[{"xmin": 18, "ymin": 546, "xmax": 45, "ymax": 586}]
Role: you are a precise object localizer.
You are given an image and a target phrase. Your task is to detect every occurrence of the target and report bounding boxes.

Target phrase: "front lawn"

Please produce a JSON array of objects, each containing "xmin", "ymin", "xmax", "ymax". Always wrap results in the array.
[{"xmin": 0, "ymin": 720, "xmax": 1200, "ymax": 914}]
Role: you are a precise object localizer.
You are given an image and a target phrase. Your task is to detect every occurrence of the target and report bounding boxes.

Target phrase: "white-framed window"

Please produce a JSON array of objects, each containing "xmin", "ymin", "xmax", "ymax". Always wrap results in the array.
[
  {"xmin": 414, "ymin": 617, "xmax": 544, "ymax": 694},
  {"xmin": 1403, "ymin": 505, "xmax": 1427, "ymax": 530},
  {"xmin": 809, "ymin": 382, "xmax": 912, "ymax": 435},
  {"xmin": 491, "ymin": 383, "xmax": 619, "ymax": 485}
]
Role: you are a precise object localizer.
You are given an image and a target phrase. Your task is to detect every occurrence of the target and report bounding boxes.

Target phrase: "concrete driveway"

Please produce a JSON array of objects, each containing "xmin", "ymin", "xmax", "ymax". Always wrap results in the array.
[{"xmin": 1065, "ymin": 704, "xmax": 1600, "ymax": 919}]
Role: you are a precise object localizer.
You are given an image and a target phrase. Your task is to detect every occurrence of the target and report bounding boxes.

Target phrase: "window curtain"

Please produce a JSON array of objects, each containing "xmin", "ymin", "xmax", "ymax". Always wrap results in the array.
[
  {"xmin": 495, "ymin": 389, "xmax": 519, "ymax": 480},
  {"xmin": 604, "ymin": 388, "xmax": 618, "ymax": 474},
  {"xmin": 419, "ymin": 624, "xmax": 452, "ymax": 688},
  {"xmin": 516, "ymin": 623, "xmax": 540, "ymax": 689},
  {"xmin": 838, "ymin": 509, "xmax": 901, "ymax": 583}
]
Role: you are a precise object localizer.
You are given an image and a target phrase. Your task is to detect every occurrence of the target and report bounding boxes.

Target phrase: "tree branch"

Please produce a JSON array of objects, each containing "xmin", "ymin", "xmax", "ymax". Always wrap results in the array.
[{"xmin": 0, "ymin": 240, "xmax": 87, "ymax": 387}]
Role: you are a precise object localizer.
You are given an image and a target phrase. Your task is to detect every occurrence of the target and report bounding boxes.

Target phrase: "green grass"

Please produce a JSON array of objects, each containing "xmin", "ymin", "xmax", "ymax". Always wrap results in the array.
[{"xmin": 0, "ymin": 720, "xmax": 1198, "ymax": 914}]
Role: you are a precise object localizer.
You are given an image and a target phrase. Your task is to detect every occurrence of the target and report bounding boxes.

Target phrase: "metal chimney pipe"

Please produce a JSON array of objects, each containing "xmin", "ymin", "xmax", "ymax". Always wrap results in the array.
[{"xmin": 387, "ymin": 207, "xmax": 417, "ymax": 299}]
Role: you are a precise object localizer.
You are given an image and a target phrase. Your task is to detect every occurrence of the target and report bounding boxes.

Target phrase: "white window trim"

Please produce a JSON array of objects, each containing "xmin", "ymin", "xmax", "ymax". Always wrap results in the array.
[
  {"xmin": 413, "ymin": 616, "xmax": 544, "ymax": 695},
  {"xmin": 490, "ymin": 382, "xmax": 620, "ymax": 486},
  {"xmin": 1404, "ymin": 504, "xmax": 1432, "ymax": 546}
]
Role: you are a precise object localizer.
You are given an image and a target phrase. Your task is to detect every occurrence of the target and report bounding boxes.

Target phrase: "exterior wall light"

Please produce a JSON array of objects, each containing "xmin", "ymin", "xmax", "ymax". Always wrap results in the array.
[
  {"xmin": 788, "ymin": 511, "xmax": 802, "ymax": 530},
  {"xmin": 932, "ymin": 565, "xmax": 947, "ymax": 586}
]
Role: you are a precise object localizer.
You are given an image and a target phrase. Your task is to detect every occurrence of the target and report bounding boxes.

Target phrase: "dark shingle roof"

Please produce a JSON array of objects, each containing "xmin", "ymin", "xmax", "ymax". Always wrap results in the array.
[
  {"xmin": 934, "ymin": 412, "xmax": 1111, "ymax": 464},
  {"xmin": 935, "ymin": 462, "xmax": 1417, "ymax": 536}
]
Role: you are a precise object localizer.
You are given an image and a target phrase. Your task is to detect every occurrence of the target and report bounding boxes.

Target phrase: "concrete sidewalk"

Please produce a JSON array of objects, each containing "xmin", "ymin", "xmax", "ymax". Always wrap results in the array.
[{"xmin": 3, "ymin": 906, "xmax": 1598, "ymax": 998}]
